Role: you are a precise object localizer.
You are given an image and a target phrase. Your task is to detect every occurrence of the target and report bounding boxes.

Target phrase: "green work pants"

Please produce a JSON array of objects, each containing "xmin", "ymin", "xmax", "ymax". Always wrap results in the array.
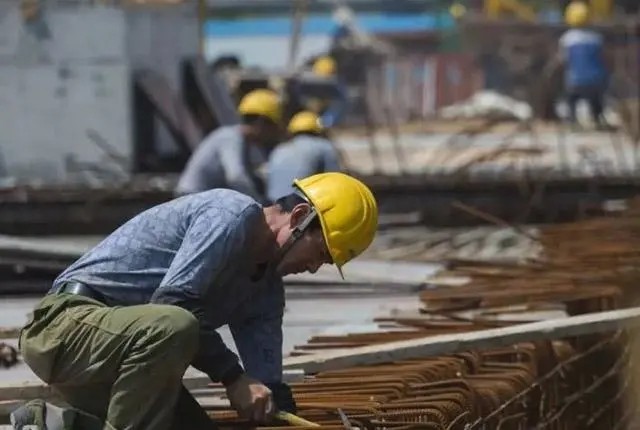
[{"xmin": 19, "ymin": 293, "xmax": 200, "ymax": 430}]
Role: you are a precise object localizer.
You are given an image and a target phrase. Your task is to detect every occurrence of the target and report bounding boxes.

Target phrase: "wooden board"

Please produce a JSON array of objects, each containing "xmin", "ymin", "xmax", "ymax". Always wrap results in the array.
[{"xmin": 283, "ymin": 307, "xmax": 640, "ymax": 373}]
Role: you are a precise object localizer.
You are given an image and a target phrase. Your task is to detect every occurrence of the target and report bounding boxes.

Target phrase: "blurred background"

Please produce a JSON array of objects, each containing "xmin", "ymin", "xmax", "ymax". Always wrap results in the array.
[
  {"xmin": 2, "ymin": 0, "xmax": 640, "ymax": 428},
  {"xmin": 0, "ymin": 0, "xmax": 639, "ymax": 233}
]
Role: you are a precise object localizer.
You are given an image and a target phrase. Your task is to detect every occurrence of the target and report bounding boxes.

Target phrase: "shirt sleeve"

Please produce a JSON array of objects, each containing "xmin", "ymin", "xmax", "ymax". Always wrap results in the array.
[
  {"xmin": 266, "ymin": 148, "xmax": 295, "ymax": 203},
  {"xmin": 150, "ymin": 204, "xmax": 260, "ymax": 384},
  {"xmin": 322, "ymin": 144, "xmax": 342, "ymax": 172},
  {"xmin": 229, "ymin": 273, "xmax": 285, "ymax": 384}
]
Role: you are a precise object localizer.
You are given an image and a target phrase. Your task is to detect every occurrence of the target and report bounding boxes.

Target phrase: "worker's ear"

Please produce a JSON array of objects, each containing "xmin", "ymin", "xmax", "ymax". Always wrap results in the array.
[{"xmin": 289, "ymin": 203, "xmax": 313, "ymax": 228}]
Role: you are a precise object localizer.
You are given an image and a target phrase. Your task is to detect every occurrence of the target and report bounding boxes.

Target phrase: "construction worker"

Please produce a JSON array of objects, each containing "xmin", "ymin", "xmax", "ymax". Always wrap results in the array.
[
  {"xmin": 267, "ymin": 111, "xmax": 342, "ymax": 202},
  {"xmin": 312, "ymin": 55, "xmax": 337, "ymax": 78},
  {"xmin": 175, "ymin": 88, "xmax": 282, "ymax": 202},
  {"xmin": 288, "ymin": 55, "xmax": 348, "ymax": 130},
  {"xmin": 14, "ymin": 172, "xmax": 378, "ymax": 430},
  {"xmin": 558, "ymin": 1, "xmax": 609, "ymax": 128}
]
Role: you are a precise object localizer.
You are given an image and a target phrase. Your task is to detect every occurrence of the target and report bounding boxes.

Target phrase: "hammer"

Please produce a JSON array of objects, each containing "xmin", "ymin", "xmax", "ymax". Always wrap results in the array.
[{"xmin": 274, "ymin": 411, "xmax": 320, "ymax": 427}]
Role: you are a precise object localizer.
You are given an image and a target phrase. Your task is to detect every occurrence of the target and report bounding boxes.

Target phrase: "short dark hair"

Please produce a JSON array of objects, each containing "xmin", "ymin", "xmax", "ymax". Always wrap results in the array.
[
  {"xmin": 275, "ymin": 193, "xmax": 306, "ymax": 212},
  {"xmin": 242, "ymin": 114, "xmax": 276, "ymax": 127},
  {"xmin": 274, "ymin": 193, "xmax": 321, "ymax": 230}
]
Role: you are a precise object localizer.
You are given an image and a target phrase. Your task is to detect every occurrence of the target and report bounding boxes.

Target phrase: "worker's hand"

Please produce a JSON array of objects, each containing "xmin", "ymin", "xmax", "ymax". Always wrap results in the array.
[
  {"xmin": 226, "ymin": 373, "xmax": 274, "ymax": 423},
  {"xmin": 265, "ymin": 382, "xmax": 297, "ymax": 414}
]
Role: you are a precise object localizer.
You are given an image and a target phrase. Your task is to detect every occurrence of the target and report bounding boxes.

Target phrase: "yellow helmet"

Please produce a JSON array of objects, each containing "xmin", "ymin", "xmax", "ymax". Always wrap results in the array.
[
  {"xmin": 288, "ymin": 111, "xmax": 324, "ymax": 135},
  {"xmin": 294, "ymin": 172, "xmax": 378, "ymax": 269},
  {"xmin": 312, "ymin": 56, "xmax": 337, "ymax": 77},
  {"xmin": 565, "ymin": 1, "xmax": 589, "ymax": 27},
  {"xmin": 238, "ymin": 89, "xmax": 282, "ymax": 124},
  {"xmin": 449, "ymin": 3, "xmax": 467, "ymax": 19}
]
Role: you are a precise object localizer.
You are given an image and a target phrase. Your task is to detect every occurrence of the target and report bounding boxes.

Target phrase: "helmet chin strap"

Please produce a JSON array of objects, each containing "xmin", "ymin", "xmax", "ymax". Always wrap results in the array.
[{"xmin": 272, "ymin": 207, "xmax": 318, "ymax": 269}]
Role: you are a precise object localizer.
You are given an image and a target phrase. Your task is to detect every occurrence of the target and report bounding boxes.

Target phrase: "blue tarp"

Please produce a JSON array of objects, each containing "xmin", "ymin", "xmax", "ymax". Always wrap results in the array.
[{"xmin": 205, "ymin": 12, "xmax": 454, "ymax": 38}]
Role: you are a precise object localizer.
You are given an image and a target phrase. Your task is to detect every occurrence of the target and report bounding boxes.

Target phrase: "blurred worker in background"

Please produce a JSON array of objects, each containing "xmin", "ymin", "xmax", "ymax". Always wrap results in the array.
[
  {"xmin": 14, "ymin": 172, "xmax": 378, "ymax": 430},
  {"xmin": 267, "ymin": 111, "xmax": 343, "ymax": 203},
  {"xmin": 175, "ymin": 89, "xmax": 282, "ymax": 203},
  {"xmin": 309, "ymin": 55, "xmax": 348, "ymax": 128},
  {"xmin": 288, "ymin": 55, "xmax": 348, "ymax": 129},
  {"xmin": 558, "ymin": 1, "xmax": 609, "ymax": 128}
]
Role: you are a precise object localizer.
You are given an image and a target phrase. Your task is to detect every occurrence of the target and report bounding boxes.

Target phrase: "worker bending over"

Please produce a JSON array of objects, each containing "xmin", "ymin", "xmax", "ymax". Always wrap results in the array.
[
  {"xmin": 14, "ymin": 172, "xmax": 378, "ymax": 430},
  {"xmin": 267, "ymin": 111, "xmax": 342, "ymax": 202},
  {"xmin": 558, "ymin": 2, "xmax": 609, "ymax": 128},
  {"xmin": 175, "ymin": 89, "xmax": 282, "ymax": 202}
]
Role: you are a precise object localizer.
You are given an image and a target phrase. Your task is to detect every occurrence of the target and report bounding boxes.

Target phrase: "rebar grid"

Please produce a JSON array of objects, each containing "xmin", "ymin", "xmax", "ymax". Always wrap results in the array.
[{"xmin": 212, "ymin": 204, "xmax": 640, "ymax": 429}]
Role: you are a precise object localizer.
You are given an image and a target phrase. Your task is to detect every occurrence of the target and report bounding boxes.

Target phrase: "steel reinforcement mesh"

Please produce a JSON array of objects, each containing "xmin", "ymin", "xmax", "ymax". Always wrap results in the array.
[
  {"xmin": 207, "ymin": 202, "xmax": 640, "ymax": 429},
  {"xmin": 208, "ymin": 332, "xmax": 628, "ymax": 429}
]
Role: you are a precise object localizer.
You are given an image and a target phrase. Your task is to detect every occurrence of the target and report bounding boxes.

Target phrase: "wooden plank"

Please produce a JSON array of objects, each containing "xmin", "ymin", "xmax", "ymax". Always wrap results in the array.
[{"xmin": 283, "ymin": 307, "xmax": 640, "ymax": 373}]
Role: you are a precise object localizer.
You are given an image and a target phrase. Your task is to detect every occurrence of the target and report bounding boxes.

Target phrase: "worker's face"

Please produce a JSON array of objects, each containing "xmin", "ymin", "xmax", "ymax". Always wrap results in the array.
[{"xmin": 275, "ymin": 204, "xmax": 332, "ymax": 276}]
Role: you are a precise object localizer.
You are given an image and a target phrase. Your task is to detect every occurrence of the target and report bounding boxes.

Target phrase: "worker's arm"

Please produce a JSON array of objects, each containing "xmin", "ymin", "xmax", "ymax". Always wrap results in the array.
[
  {"xmin": 557, "ymin": 32, "xmax": 570, "ymax": 65},
  {"xmin": 321, "ymin": 142, "xmax": 343, "ymax": 172},
  {"xmin": 230, "ymin": 274, "xmax": 296, "ymax": 413},
  {"xmin": 266, "ymin": 146, "xmax": 297, "ymax": 203},
  {"xmin": 229, "ymin": 273, "xmax": 284, "ymax": 384},
  {"xmin": 150, "ymin": 204, "xmax": 258, "ymax": 384}
]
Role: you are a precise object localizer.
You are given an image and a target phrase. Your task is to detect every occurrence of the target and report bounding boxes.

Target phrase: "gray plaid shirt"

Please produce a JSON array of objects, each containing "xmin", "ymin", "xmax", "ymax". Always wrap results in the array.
[{"xmin": 53, "ymin": 189, "xmax": 284, "ymax": 384}]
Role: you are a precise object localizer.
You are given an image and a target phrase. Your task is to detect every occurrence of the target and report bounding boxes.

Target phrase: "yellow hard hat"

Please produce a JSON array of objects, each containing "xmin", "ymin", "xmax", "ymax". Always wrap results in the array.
[
  {"xmin": 565, "ymin": 1, "xmax": 589, "ymax": 27},
  {"xmin": 238, "ymin": 89, "xmax": 282, "ymax": 124},
  {"xmin": 449, "ymin": 3, "xmax": 467, "ymax": 19},
  {"xmin": 288, "ymin": 111, "xmax": 324, "ymax": 135},
  {"xmin": 312, "ymin": 56, "xmax": 337, "ymax": 77},
  {"xmin": 294, "ymin": 172, "xmax": 378, "ymax": 269}
]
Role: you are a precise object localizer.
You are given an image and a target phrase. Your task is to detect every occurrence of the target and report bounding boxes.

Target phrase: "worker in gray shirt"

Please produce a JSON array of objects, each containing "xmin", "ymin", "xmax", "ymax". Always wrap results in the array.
[
  {"xmin": 175, "ymin": 89, "xmax": 282, "ymax": 203},
  {"xmin": 15, "ymin": 172, "xmax": 378, "ymax": 430},
  {"xmin": 267, "ymin": 111, "xmax": 342, "ymax": 202}
]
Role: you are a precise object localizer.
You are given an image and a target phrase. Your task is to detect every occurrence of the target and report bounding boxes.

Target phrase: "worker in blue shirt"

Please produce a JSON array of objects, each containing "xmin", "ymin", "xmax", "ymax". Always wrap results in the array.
[
  {"xmin": 14, "ymin": 172, "xmax": 378, "ymax": 430},
  {"xmin": 175, "ymin": 89, "xmax": 282, "ymax": 203},
  {"xmin": 267, "ymin": 111, "xmax": 343, "ymax": 203},
  {"xmin": 558, "ymin": 1, "xmax": 609, "ymax": 128}
]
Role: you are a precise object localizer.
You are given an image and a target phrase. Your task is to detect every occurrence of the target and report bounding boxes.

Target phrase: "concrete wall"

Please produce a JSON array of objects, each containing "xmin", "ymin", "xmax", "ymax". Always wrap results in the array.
[
  {"xmin": 0, "ymin": 3, "xmax": 131, "ymax": 186},
  {"xmin": 126, "ymin": 5, "xmax": 200, "ymax": 92},
  {"xmin": 0, "ymin": 2, "xmax": 200, "ymax": 186},
  {"xmin": 125, "ymin": 4, "xmax": 200, "ymax": 157}
]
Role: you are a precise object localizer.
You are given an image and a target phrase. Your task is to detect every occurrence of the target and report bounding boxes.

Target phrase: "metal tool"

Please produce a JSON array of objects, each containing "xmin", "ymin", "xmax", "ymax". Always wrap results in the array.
[
  {"xmin": 337, "ymin": 408, "xmax": 354, "ymax": 429},
  {"xmin": 274, "ymin": 411, "xmax": 320, "ymax": 427}
]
